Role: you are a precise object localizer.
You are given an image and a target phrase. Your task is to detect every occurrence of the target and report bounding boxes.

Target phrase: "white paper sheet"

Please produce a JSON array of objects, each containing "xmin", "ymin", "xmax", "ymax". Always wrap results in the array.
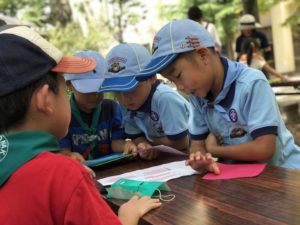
[{"xmin": 98, "ymin": 160, "xmax": 198, "ymax": 186}]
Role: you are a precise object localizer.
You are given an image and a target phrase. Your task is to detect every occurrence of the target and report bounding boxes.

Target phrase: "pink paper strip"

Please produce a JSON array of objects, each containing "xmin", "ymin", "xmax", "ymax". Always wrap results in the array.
[{"xmin": 202, "ymin": 163, "xmax": 267, "ymax": 180}]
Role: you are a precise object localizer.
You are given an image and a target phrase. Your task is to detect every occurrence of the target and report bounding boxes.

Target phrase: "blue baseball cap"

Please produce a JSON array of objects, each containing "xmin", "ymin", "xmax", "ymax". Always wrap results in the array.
[
  {"xmin": 136, "ymin": 19, "xmax": 215, "ymax": 81},
  {"xmin": 64, "ymin": 50, "xmax": 105, "ymax": 93},
  {"xmin": 100, "ymin": 43, "xmax": 151, "ymax": 92}
]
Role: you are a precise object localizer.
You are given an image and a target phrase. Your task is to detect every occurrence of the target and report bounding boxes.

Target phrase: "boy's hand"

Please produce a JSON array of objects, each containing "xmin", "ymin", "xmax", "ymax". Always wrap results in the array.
[
  {"xmin": 118, "ymin": 195, "xmax": 161, "ymax": 224},
  {"xmin": 123, "ymin": 140, "xmax": 138, "ymax": 157},
  {"xmin": 186, "ymin": 152, "xmax": 220, "ymax": 175},
  {"xmin": 69, "ymin": 152, "xmax": 85, "ymax": 162},
  {"xmin": 82, "ymin": 164, "xmax": 96, "ymax": 179},
  {"xmin": 137, "ymin": 142, "xmax": 160, "ymax": 160},
  {"xmin": 60, "ymin": 150, "xmax": 85, "ymax": 163}
]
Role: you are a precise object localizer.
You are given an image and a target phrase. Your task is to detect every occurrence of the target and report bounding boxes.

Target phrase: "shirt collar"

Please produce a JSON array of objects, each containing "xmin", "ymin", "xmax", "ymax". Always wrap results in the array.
[
  {"xmin": 0, "ymin": 131, "xmax": 60, "ymax": 186},
  {"xmin": 133, "ymin": 80, "xmax": 161, "ymax": 113},
  {"xmin": 214, "ymin": 57, "xmax": 237, "ymax": 107}
]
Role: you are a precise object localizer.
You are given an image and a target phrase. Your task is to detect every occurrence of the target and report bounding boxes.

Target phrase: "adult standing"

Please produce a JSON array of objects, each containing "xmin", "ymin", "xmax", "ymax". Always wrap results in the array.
[
  {"xmin": 188, "ymin": 5, "xmax": 222, "ymax": 53},
  {"xmin": 236, "ymin": 14, "xmax": 271, "ymax": 61}
]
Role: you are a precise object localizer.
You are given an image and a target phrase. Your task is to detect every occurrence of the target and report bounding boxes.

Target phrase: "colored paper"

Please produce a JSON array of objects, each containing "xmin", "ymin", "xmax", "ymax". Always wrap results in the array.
[{"xmin": 202, "ymin": 162, "xmax": 267, "ymax": 180}]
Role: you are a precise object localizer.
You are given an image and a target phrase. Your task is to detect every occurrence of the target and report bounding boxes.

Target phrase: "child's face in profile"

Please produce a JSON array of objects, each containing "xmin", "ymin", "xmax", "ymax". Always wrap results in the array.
[
  {"xmin": 115, "ymin": 80, "xmax": 153, "ymax": 110},
  {"xmin": 160, "ymin": 51, "xmax": 213, "ymax": 98},
  {"xmin": 69, "ymin": 83, "xmax": 104, "ymax": 113},
  {"xmin": 53, "ymin": 76, "xmax": 72, "ymax": 138}
]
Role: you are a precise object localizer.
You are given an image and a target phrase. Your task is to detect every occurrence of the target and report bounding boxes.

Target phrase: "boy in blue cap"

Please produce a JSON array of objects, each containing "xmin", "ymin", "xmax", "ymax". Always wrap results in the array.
[
  {"xmin": 100, "ymin": 43, "xmax": 190, "ymax": 160},
  {"xmin": 60, "ymin": 50, "xmax": 137, "ymax": 162},
  {"xmin": 0, "ymin": 25, "xmax": 160, "ymax": 224},
  {"xmin": 136, "ymin": 19, "xmax": 300, "ymax": 171}
]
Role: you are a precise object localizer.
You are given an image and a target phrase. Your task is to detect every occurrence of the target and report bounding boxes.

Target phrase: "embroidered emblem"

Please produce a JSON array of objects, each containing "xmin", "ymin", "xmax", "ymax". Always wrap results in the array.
[
  {"xmin": 153, "ymin": 123, "xmax": 164, "ymax": 134},
  {"xmin": 186, "ymin": 36, "xmax": 200, "ymax": 48},
  {"xmin": 230, "ymin": 128, "xmax": 247, "ymax": 138},
  {"xmin": 108, "ymin": 62, "xmax": 125, "ymax": 73},
  {"xmin": 0, "ymin": 135, "xmax": 9, "ymax": 162},
  {"xmin": 150, "ymin": 111, "xmax": 159, "ymax": 121},
  {"xmin": 229, "ymin": 108, "xmax": 238, "ymax": 122},
  {"xmin": 179, "ymin": 43, "xmax": 185, "ymax": 49}
]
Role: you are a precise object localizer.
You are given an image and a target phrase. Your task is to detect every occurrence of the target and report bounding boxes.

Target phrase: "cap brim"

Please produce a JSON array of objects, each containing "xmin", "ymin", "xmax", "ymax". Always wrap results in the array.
[
  {"xmin": 136, "ymin": 54, "xmax": 178, "ymax": 81},
  {"xmin": 71, "ymin": 78, "xmax": 104, "ymax": 93},
  {"xmin": 100, "ymin": 76, "xmax": 139, "ymax": 92},
  {"xmin": 51, "ymin": 56, "xmax": 96, "ymax": 74}
]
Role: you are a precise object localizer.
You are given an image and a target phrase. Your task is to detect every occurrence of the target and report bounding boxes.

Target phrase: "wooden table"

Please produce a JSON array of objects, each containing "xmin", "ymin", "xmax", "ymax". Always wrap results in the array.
[
  {"xmin": 95, "ymin": 154, "xmax": 300, "ymax": 225},
  {"xmin": 270, "ymin": 80, "xmax": 300, "ymax": 95}
]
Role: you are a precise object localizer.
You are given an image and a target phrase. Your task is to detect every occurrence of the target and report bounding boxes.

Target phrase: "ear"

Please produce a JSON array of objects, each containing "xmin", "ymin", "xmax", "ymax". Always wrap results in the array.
[
  {"xmin": 34, "ymin": 84, "xmax": 54, "ymax": 114},
  {"xmin": 195, "ymin": 46, "xmax": 210, "ymax": 64}
]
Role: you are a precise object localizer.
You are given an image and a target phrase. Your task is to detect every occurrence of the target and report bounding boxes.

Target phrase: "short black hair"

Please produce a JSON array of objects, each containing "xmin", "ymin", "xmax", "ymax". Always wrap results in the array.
[
  {"xmin": 188, "ymin": 6, "xmax": 203, "ymax": 21},
  {"xmin": 0, "ymin": 72, "xmax": 60, "ymax": 133}
]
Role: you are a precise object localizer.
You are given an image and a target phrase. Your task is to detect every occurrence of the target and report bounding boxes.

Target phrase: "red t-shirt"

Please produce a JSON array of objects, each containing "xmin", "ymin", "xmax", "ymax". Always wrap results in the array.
[{"xmin": 0, "ymin": 152, "xmax": 122, "ymax": 225}]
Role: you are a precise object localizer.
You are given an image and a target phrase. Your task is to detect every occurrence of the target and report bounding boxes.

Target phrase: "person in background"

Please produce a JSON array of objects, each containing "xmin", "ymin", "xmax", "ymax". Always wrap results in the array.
[
  {"xmin": 238, "ymin": 37, "xmax": 289, "ymax": 82},
  {"xmin": 136, "ymin": 19, "xmax": 300, "ymax": 172},
  {"xmin": 188, "ymin": 5, "xmax": 222, "ymax": 53},
  {"xmin": 100, "ymin": 43, "xmax": 190, "ymax": 160},
  {"xmin": 0, "ymin": 25, "xmax": 161, "ymax": 225},
  {"xmin": 236, "ymin": 14, "xmax": 272, "ymax": 61},
  {"xmin": 59, "ymin": 50, "xmax": 137, "ymax": 162},
  {"xmin": 0, "ymin": 19, "xmax": 6, "ymax": 27}
]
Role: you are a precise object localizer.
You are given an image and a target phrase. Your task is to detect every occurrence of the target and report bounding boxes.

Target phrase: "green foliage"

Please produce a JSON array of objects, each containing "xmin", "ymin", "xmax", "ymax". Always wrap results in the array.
[
  {"xmin": 0, "ymin": 0, "xmax": 31, "ymax": 16},
  {"xmin": 43, "ymin": 22, "xmax": 113, "ymax": 55},
  {"xmin": 106, "ymin": 0, "xmax": 147, "ymax": 42},
  {"xmin": 157, "ymin": 0, "xmax": 242, "ymax": 56}
]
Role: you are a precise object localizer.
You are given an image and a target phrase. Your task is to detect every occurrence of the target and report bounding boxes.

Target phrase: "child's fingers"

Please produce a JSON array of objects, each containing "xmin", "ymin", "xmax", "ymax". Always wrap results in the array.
[
  {"xmin": 207, "ymin": 161, "xmax": 220, "ymax": 175},
  {"xmin": 130, "ymin": 195, "xmax": 140, "ymax": 201}
]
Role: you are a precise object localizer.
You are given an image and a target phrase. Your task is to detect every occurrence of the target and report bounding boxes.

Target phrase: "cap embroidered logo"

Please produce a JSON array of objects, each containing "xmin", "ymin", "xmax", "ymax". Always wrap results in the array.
[{"xmin": 108, "ymin": 62, "xmax": 126, "ymax": 73}]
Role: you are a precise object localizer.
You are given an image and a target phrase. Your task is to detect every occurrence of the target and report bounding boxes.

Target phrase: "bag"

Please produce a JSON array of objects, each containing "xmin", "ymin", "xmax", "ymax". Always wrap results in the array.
[{"xmin": 107, "ymin": 178, "xmax": 173, "ymax": 201}]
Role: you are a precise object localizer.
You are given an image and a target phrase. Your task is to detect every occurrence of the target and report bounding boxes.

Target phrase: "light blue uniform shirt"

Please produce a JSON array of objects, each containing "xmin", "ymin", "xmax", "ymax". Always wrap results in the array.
[
  {"xmin": 189, "ymin": 57, "xmax": 300, "ymax": 169},
  {"xmin": 122, "ymin": 81, "xmax": 190, "ymax": 142}
]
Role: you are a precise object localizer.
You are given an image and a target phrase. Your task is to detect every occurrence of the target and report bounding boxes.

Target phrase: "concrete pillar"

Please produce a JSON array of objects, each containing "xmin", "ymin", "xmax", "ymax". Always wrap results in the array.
[{"xmin": 270, "ymin": 0, "xmax": 295, "ymax": 73}]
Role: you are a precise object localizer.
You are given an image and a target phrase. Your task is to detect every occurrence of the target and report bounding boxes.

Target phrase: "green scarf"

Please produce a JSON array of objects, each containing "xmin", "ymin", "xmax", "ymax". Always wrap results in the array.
[
  {"xmin": 70, "ymin": 95, "xmax": 101, "ymax": 159},
  {"xmin": 0, "ymin": 131, "xmax": 60, "ymax": 186}
]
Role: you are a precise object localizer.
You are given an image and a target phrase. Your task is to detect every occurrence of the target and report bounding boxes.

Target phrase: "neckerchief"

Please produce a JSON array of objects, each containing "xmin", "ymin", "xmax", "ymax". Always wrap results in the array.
[
  {"xmin": 0, "ymin": 131, "xmax": 60, "ymax": 186},
  {"xmin": 70, "ymin": 95, "xmax": 101, "ymax": 159}
]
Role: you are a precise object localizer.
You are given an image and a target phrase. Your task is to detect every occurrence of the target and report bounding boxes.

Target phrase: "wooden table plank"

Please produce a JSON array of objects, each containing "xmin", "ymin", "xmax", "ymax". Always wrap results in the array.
[{"xmin": 95, "ymin": 154, "xmax": 300, "ymax": 225}]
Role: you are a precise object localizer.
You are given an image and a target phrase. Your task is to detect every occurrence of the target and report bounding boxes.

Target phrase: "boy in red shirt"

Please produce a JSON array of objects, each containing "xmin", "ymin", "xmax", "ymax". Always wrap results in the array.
[{"xmin": 0, "ymin": 25, "xmax": 160, "ymax": 225}]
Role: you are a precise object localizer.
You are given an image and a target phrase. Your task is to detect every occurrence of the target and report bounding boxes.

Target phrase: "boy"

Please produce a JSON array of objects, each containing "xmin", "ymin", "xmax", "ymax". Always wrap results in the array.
[
  {"xmin": 0, "ymin": 25, "xmax": 160, "ymax": 224},
  {"xmin": 60, "ymin": 50, "xmax": 136, "ymax": 162},
  {"xmin": 100, "ymin": 43, "xmax": 190, "ymax": 160},
  {"xmin": 188, "ymin": 5, "xmax": 222, "ymax": 53},
  {"xmin": 136, "ymin": 19, "xmax": 300, "ymax": 171}
]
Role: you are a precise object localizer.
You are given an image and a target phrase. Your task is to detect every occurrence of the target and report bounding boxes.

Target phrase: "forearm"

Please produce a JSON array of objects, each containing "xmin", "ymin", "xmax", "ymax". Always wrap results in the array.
[
  {"xmin": 133, "ymin": 136, "xmax": 151, "ymax": 145},
  {"xmin": 111, "ymin": 139, "xmax": 126, "ymax": 153},
  {"xmin": 151, "ymin": 135, "xmax": 189, "ymax": 150},
  {"xmin": 189, "ymin": 140, "xmax": 206, "ymax": 154},
  {"xmin": 263, "ymin": 64, "xmax": 284, "ymax": 80},
  {"xmin": 118, "ymin": 213, "xmax": 139, "ymax": 225},
  {"xmin": 207, "ymin": 135, "xmax": 276, "ymax": 161}
]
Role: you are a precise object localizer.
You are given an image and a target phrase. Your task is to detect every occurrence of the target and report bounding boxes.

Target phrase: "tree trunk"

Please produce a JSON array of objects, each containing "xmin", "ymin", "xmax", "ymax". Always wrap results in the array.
[
  {"xmin": 49, "ymin": 0, "xmax": 72, "ymax": 27},
  {"xmin": 242, "ymin": 0, "xmax": 260, "ymax": 22}
]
